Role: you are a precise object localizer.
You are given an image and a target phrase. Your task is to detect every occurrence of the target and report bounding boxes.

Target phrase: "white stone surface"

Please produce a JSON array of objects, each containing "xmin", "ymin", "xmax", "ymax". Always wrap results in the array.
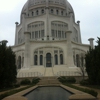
[{"xmin": 12, "ymin": 0, "xmax": 93, "ymax": 77}]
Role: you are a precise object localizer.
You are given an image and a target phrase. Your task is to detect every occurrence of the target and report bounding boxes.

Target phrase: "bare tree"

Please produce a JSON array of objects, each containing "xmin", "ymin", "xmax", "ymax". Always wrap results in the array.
[{"xmin": 76, "ymin": 55, "xmax": 86, "ymax": 80}]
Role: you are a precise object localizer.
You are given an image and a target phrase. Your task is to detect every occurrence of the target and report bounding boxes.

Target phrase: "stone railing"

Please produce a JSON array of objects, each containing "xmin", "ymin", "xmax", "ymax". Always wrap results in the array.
[
  {"xmin": 17, "ymin": 72, "xmax": 43, "ymax": 78},
  {"xmin": 55, "ymin": 71, "xmax": 81, "ymax": 76}
]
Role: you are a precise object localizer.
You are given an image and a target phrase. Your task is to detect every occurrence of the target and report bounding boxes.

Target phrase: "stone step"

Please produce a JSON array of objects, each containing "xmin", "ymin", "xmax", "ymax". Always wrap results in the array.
[
  {"xmin": 38, "ymin": 77, "xmax": 60, "ymax": 85},
  {"xmin": 40, "ymin": 76, "xmax": 57, "ymax": 79},
  {"xmin": 44, "ymin": 68, "xmax": 54, "ymax": 76}
]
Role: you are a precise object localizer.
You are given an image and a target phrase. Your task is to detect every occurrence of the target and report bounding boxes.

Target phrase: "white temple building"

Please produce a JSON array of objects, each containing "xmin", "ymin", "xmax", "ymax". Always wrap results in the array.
[{"xmin": 12, "ymin": 0, "xmax": 94, "ymax": 77}]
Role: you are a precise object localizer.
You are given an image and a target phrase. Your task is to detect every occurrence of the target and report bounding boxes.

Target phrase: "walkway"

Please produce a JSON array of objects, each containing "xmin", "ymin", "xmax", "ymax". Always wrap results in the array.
[
  {"xmin": 0, "ymin": 86, "xmax": 27, "ymax": 95},
  {"xmin": 73, "ymin": 84, "xmax": 100, "ymax": 100}
]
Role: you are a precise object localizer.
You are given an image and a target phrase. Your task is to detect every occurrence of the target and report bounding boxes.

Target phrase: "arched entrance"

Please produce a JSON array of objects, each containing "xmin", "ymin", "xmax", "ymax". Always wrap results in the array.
[{"xmin": 46, "ymin": 53, "xmax": 52, "ymax": 67}]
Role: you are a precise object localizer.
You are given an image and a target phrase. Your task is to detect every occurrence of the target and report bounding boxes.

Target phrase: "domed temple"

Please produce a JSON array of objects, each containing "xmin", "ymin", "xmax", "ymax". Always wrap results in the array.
[{"xmin": 12, "ymin": 0, "xmax": 94, "ymax": 77}]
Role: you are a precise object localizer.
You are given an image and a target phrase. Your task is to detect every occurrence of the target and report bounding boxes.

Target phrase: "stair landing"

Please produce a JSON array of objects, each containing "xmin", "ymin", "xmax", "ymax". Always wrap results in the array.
[{"xmin": 38, "ymin": 77, "xmax": 61, "ymax": 85}]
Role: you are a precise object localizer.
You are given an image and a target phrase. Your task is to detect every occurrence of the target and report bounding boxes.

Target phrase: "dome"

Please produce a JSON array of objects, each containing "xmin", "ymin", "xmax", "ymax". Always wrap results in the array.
[
  {"xmin": 20, "ymin": 0, "xmax": 75, "ymax": 22},
  {"xmin": 15, "ymin": 0, "xmax": 81, "ymax": 46}
]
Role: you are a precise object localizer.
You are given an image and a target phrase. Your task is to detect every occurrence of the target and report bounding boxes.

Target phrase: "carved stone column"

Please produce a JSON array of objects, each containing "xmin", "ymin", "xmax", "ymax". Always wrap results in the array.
[
  {"xmin": 66, "ymin": 31, "xmax": 74, "ymax": 67},
  {"xmin": 24, "ymin": 32, "xmax": 30, "ymax": 68},
  {"xmin": 15, "ymin": 22, "xmax": 19, "ymax": 45},
  {"xmin": 88, "ymin": 38, "xmax": 94, "ymax": 49},
  {"xmin": 1, "ymin": 40, "xmax": 8, "ymax": 46}
]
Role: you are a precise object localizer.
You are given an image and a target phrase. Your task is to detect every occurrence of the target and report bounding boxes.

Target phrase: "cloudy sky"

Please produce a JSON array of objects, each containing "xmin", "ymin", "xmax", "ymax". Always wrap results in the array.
[{"xmin": 0, "ymin": 0, "xmax": 100, "ymax": 46}]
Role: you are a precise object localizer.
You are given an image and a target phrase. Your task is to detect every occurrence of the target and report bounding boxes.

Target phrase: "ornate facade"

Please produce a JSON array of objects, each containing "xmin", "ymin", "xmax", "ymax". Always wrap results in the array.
[{"xmin": 12, "ymin": 0, "xmax": 94, "ymax": 77}]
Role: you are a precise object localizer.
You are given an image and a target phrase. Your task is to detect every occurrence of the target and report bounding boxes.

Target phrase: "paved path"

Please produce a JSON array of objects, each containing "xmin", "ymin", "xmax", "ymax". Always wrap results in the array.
[
  {"xmin": 0, "ymin": 86, "xmax": 27, "ymax": 95},
  {"xmin": 73, "ymin": 84, "xmax": 100, "ymax": 100}
]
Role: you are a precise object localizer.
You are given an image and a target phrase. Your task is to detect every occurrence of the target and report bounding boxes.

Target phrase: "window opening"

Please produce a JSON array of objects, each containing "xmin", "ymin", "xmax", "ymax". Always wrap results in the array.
[
  {"xmin": 60, "ymin": 54, "xmax": 63, "ymax": 64},
  {"xmin": 42, "ymin": 9, "xmax": 44, "ymax": 13},
  {"xmin": 32, "ymin": 12, "xmax": 34, "ymax": 16},
  {"xmin": 34, "ymin": 55, "xmax": 38, "ymax": 65},
  {"xmin": 55, "ymin": 55, "xmax": 58, "ymax": 65},
  {"xmin": 36, "ymin": 10, "xmax": 39, "ymax": 15},
  {"xmin": 56, "ymin": 10, "xmax": 59, "ymax": 15},
  {"xmin": 40, "ymin": 55, "xmax": 43, "ymax": 65},
  {"xmin": 51, "ymin": 9, "xmax": 53, "ymax": 13}
]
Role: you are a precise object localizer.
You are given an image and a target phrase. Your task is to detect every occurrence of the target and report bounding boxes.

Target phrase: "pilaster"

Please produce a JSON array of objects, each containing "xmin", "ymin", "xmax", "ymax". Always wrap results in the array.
[
  {"xmin": 22, "ymin": 13, "xmax": 26, "ymax": 41},
  {"xmin": 15, "ymin": 22, "xmax": 19, "ymax": 45},
  {"xmin": 66, "ymin": 31, "xmax": 74, "ymax": 67},
  {"xmin": 58, "ymin": 50, "xmax": 60, "ymax": 65},
  {"xmin": 24, "ymin": 32, "xmax": 30, "ymax": 68},
  {"xmin": 77, "ymin": 21, "xmax": 82, "ymax": 43},
  {"xmin": 46, "ymin": 0, "xmax": 49, "ymax": 36}
]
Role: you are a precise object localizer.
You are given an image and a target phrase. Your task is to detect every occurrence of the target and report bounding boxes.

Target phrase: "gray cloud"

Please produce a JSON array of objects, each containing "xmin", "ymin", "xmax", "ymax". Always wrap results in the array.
[
  {"xmin": 0, "ymin": 0, "xmax": 100, "ymax": 46},
  {"xmin": 69, "ymin": 0, "xmax": 100, "ymax": 45}
]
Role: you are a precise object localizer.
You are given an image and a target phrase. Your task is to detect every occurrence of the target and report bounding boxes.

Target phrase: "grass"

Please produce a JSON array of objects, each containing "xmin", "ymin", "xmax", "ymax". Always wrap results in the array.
[
  {"xmin": 64, "ymin": 83, "xmax": 98, "ymax": 97},
  {"xmin": 0, "ymin": 85, "xmax": 35, "ymax": 100},
  {"xmin": 0, "ymin": 87, "xmax": 17, "ymax": 92},
  {"xmin": 58, "ymin": 76, "xmax": 98, "ymax": 97},
  {"xmin": 0, "ymin": 78, "xmax": 40, "ymax": 100},
  {"xmin": 81, "ymin": 85, "xmax": 100, "ymax": 90}
]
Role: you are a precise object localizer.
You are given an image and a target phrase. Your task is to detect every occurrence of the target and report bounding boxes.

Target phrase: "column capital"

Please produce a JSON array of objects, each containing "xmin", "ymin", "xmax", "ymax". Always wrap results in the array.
[
  {"xmin": 1, "ymin": 40, "xmax": 8, "ymax": 46},
  {"xmin": 24, "ymin": 32, "xmax": 31, "ymax": 34},
  {"xmin": 88, "ymin": 38, "xmax": 94, "ymax": 49},
  {"xmin": 66, "ymin": 30, "xmax": 72, "ymax": 33},
  {"xmin": 77, "ymin": 20, "xmax": 80, "ymax": 25},
  {"xmin": 88, "ymin": 38, "xmax": 94, "ymax": 41},
  {"xmin": 15, "ymin": 22, "xmax": 19, "ymax": 25}
]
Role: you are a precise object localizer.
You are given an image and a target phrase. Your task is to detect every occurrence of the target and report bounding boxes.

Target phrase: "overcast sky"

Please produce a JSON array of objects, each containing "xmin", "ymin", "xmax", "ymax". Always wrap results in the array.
[{"xmin": 0, "ymin": 0, "xmax": 100, "ymax": 46}]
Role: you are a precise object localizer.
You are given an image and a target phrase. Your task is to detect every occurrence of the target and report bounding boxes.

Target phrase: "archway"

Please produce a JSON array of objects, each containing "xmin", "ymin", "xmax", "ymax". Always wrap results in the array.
[
  {"xmin": 46, "ymin": 53, "xmax": 52, "ymax": 67},
  {"xmin": 18, "ymin": 56, "xmax": 21, "ymax": 69}
]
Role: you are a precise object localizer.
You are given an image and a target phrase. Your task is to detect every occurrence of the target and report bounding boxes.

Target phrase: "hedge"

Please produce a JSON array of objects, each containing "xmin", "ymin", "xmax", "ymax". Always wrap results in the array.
[
  {"xmin": 0, "ymin": 85, "xmax": 32, "ymax": 100},
  {"xmin": 58, "ymin": 76, "xmax": 76, "ymax": 83},
  {"xmin": 20, "ymin": 79, "xmax": 31, "ymax": 85},
  {"xmin": 64, "ymin": 83, "xmax": 98, "ymax": 97},
  {"xmin": 32, "ymin": 78, "xmax": 40, "ymax": 84}
]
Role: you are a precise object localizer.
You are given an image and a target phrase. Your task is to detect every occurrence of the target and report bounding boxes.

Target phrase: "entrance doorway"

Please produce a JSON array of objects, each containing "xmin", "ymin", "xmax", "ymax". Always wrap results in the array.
[{"xmin": 46, "ymin": 53, "xmax": 52, "ymax": 67}]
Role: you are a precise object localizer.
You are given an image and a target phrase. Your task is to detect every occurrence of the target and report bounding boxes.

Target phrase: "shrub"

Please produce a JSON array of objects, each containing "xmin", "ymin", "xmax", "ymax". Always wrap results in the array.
[
  {"xmin": 0, "ymin": 85, "xmax": 32, "ymax": 100},
  {"xmin": 58, "ymin": 76, "xmax": 76, "ymax": 83},
  {"xmin": 80, "ymin": 79, "xmax": 89, "ymax": 86},
  {"xmin": 84, "ymin": 89, "xmax": 98, "ymax": 97},
  {"xmin": 32, "ymin": 77, "xmax": 40, "ymax": 84},
  {"xmin": 65, "ymin": 84, "xmax": 98, "ymax": 97},
  {"xmin": 58, "ymin": 76, "xmax": 67, "ymax": 83},
  {"xmin": 20, "ymin": 79, "xmax": 31, "ymax": 85},
  {"xmin": 14, "ymin": 84, "xmax": 20, "ymax": 88},
  {"xmin": 66, "ymin": 77, "xmax": 76, "ymax": 83}
]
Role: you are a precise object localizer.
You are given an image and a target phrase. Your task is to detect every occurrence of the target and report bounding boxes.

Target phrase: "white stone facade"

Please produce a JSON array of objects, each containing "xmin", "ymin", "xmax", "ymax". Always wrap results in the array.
[{"xmin": 12, "ymin": 0, "xmax": 94, "ymax": 77}]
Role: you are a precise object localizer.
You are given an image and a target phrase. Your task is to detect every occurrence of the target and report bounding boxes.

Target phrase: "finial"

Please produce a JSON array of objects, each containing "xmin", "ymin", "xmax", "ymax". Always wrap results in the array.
[
  {"xmin": 1, "ymin": 40, "xmax": 8, "ymax": 46},
  {"xmin": 15, "ymin": 22, "xmax": 19, "ymax": 25},
  {"xmin": 88, "ymin": 38, "xmax": 94, "ymax": 49},
  {"xmin": 77, "ymin": 20, "xmax": 80, "ymax": 24}
]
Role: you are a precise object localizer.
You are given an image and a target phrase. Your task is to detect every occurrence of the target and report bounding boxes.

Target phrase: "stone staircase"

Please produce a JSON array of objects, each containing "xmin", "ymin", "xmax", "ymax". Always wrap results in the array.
[
  {"xmin": 37, "ymin": 77, "xmax": 61, "ymax": 85},
  {"xmin": 44, "ymin": 68, "xmax": 54, "ymax": 76}
]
